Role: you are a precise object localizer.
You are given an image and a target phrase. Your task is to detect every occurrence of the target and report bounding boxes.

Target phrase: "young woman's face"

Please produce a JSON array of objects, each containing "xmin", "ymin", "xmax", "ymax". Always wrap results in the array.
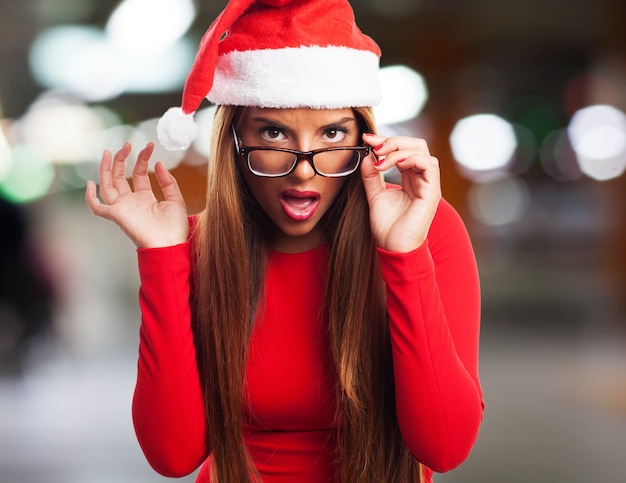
[{"xmin": 236, "ymin": 107, "xmax": 362, "ymax": 253}]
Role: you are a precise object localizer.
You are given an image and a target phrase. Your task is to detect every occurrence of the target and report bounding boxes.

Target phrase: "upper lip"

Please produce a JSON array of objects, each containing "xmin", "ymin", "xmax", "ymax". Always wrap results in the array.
[{"xmin": 280, "ymin": 189, "xmax": 320, "ymax": 199}]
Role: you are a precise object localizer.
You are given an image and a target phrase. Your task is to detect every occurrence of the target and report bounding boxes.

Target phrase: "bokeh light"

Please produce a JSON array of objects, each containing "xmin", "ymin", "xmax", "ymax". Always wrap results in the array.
[
  {"xmin": 567, "ymin": 104, "xmax": 626, "ymax": 181},
  {"xmin": 91, "ymin": 125, "xmax": 144, "ymax": 179},
  {"xmin": 0, "ymin": 121, "xmax": 12, "ymax": 178},
  {"xmin": 540, "ymin": 128, "xmax": 583, "ymax": 181},
  {"xmin": 106, "ymin": 0, "xmax": 196, "ymax": 56},
  {"xmin": 192, "ymin": 106, "xmax": 218, "ymax": 159},
  {"xmin": 375, "ymin": 65, "xmax": 428, "ymax": 126},
  {"xmin": 18, "ymin": 93, "xmax": 111, "ymax": 164},
  {"xmin": 122, "ymin": 38, "xmax": 196, "ymax": 94},
  {"xmin": 467, "ymin": 175, "xmax": 530, "ymax": 227},
  {"xmin": 29, "ymin": 26, "xmax": 126, "ymax": 102},
  {"xmin": 450, "ymin": 113, "xmax": 518, "ymax": 176},
  {"xmin": 135, "ymin": 118, "xmax": 186, "ymax": 170},
  {"xmin": 0, "ymin": 145, "xmax": 55, "ymax": 203},
  {"xmin": 28, "ymin": 0, "xmax": 197, "ymax": 102}
]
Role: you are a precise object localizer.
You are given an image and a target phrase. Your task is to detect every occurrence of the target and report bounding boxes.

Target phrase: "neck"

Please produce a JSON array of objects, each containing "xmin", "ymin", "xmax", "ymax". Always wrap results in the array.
[{"xmin": 272, "ymin": 227, "xmax": 323, "ymax": 254}]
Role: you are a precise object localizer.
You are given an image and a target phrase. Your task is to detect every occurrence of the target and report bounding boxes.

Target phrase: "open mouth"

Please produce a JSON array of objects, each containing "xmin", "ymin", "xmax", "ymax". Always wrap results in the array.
[{"xmin": 279, "ymin": 190, "xmax": 321, "ymax": 221}]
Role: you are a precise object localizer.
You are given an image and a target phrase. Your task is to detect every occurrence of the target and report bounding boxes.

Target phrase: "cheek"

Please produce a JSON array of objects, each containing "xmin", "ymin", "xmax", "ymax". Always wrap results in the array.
[
  {"xmin": 321, "ymin": 178, "xmax": 348, "ymax": 206},
  {"xmin": 240, "ymin": 167, "xmax": 278, "ymax": 211}
]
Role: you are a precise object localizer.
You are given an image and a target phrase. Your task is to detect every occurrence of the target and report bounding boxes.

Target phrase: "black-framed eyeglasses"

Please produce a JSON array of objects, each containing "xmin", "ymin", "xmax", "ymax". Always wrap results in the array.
[{"xmin": 232, "ymin": 125, "xmax": 369, "ymax": 178}]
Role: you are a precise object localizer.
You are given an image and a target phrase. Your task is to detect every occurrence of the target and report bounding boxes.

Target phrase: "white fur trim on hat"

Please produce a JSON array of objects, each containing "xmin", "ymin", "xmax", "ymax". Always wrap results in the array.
[
  {"xmin": 157, "ymin": 107, "xmax": 199, "ymax": 151},
  {"xmin": 207, "ymin": 46, "xmax": 382, "ymax": 108}
]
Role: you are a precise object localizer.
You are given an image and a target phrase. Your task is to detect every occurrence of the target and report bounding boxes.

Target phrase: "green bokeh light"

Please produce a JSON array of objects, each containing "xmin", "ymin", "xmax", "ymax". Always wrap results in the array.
[{"xmin": 0, "ymin": 145, "xmax": 55, "ymax": 203}]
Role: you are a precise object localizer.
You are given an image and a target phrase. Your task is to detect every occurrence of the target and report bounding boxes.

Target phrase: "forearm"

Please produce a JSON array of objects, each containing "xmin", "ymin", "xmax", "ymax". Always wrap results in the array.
[
  {"xmin": 379, "ymin": 201, "xmax": 483, "ymax": 472},
  {"xmin": 381, "ymin": 245, "xmax": 482, "ymax": 471},
  {"xmin": 132, "ymin": 243, "xmax": 209, "ymax": 476}
]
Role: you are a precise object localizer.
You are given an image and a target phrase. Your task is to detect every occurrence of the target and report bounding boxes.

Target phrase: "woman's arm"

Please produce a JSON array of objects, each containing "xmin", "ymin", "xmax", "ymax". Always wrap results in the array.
[
  {"xmin": 132, "ymin": 241, "xmax": 210, "ymax": 476},
  {"xmin": 380, "ymin": 199, "xmax": 483, "ymax": 473},
  {"xmin": 86, "ymin": 144, "xmax": 207, "ymax": 475},
  {"xmin": 360, "ymin": 133, "xmax": 482, "ymax": 471}
]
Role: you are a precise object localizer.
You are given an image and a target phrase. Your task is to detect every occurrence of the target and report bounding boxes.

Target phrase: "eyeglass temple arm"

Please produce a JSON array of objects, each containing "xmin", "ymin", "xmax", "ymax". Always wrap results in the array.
[{"xmin": 231, "ymin": 124, "xmax": 241, "ymax": 152}]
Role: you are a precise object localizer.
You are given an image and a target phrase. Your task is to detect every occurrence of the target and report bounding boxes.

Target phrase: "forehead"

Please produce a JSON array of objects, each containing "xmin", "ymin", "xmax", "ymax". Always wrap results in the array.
[{"xmin": 240, "ymin": 107, "xmax": 357, "ymax": 127}]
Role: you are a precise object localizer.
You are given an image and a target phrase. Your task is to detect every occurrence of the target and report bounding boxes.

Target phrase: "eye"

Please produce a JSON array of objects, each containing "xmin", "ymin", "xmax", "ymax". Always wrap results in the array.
[
  {"xmin": 259, "ymin": 127, "xmax": 286, "ymax": 142},
  {"xmin": 322, "ymin": 128, "xmax": 347, "ymax": 143}
]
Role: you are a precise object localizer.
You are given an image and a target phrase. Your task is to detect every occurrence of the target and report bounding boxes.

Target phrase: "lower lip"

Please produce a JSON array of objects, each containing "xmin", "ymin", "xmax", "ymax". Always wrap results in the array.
[{"xmin": 279, "ymin": 192, "xmax": 321, "ymax": 221}]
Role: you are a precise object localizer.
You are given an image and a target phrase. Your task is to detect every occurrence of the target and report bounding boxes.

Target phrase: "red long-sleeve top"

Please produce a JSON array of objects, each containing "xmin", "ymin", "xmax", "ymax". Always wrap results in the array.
[{"xmin": 132, "ymin": 198, "xmax": 483, "ymax": 482}]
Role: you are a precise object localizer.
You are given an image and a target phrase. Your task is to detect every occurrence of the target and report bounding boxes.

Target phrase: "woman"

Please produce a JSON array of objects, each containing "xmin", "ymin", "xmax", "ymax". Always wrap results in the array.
[{"xmin": 86, "ymin": 1, "xmax": 483, "ymax": 482}]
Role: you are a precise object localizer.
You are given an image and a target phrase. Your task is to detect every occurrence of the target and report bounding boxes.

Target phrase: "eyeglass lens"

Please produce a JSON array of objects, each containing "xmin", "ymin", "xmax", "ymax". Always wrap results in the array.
[{"xmin": 248, "ymin": 149, "xmax": 362, "ymax": 176}]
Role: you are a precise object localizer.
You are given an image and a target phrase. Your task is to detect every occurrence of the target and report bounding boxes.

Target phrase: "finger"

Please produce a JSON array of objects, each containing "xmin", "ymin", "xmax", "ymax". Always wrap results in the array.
[
  {"xmin": 362, "ymin": 135, "xmax": 432, "ymax": 172},
  {"xmin": 85, "ymin": 180, "xmax": 109, "ymax": 217},
  {"xmin": 154, "ymin": 162, "xmax": 186, "ymax": 207},
  {"xmin": 362, "ymin": 132, "xmax": 385, "ymax": 148},
  {"xmin": 359, "ymin": 150, "xmax": 387, "ymax": 203},
  {"xmin": 377, "ymin": 136, "xmax": 431, "ymax": 156},
  {"xmin": 110, "ymin": 142, "xmax": 133, "ymax": 195},
  {"xmin": 376, "ymin": 142, "xmax": 430, "ymax": 171},
  {"xmin": 98, "ymin": 149, "xmax": 119, "ymax": 204},
  {"xmin": 396, "ymin": 153, "xmax": 439, "ymax": 179},
  {"xmin": 131, "ymin": 142, "xmax": 155, "ymax": 192},
  {"xmin": 398, "ymin": 154, "xmax": 442, "ymax": 198},
  {"xmin": 369, "ymin": 136, "xmax": 431, "ymax": 165}
]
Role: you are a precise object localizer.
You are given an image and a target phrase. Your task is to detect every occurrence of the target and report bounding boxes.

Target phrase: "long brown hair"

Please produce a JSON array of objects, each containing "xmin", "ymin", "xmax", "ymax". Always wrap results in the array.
[{"xmin": 192, "ymin": 105, "xmax": 422, "ymax": 482}]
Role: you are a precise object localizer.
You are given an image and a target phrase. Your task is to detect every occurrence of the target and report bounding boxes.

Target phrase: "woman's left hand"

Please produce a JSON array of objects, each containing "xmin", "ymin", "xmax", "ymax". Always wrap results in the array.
[{"xmin": 360, "ymin": 133, "xmax": 442, "ymax": 253}]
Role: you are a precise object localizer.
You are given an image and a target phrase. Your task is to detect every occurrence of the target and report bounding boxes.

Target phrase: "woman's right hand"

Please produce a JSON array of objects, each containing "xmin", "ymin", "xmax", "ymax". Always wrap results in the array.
[{"xmin": 85, "ymin": 142, "xmax": 189, "ymax": 248}]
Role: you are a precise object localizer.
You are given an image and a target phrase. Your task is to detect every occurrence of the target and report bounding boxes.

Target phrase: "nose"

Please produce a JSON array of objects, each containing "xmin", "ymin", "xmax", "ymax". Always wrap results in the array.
[{"xmin": 290, "ymin": 154, "xmax": 317, "ymax": 180}]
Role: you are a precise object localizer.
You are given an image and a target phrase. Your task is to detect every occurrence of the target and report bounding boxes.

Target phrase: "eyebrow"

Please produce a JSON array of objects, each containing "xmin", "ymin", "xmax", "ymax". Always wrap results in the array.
[
  {"xmin": 248, "ymin": 116, "xmax": 357, "ymax": 133},
  {"xmin": 320, "ymin": 117, "xmax": 357, "ymax": 130}
]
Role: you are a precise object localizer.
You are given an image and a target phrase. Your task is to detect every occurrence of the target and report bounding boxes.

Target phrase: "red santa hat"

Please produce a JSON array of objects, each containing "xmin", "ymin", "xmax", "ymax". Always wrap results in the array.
[{"xmin": 157, "ymin": 0, "xmax": 382, "ymax": 151}]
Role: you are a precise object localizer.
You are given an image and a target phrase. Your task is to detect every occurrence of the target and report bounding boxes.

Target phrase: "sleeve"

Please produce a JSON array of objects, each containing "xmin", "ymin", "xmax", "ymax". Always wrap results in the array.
[
  {"xmin": 131, "ymin": 242, "xmax": 210, "ymax": 477},
  {"xmin": 378, "ymin": 199, "xmax": 484, "ymax": 473}
]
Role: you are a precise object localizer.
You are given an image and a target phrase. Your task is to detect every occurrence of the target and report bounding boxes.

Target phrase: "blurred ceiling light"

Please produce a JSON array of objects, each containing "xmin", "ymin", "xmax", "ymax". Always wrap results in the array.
[
  {"xmin": 567, "ymin": 104, "xmax": 626, "ymax": 181},
  {"xmin": 29, "ymin": 26, "xmax": 126, "ymax": 102},
  {"xmin": 375, "ymin": 65, "xmax": 428, "ymax": 126},
  {"xmin": 19, "ymin": 94, "xmax": 110, "ymax": 164},
  {"xmin": 450, "ymin": 113, "xmax": 517, "ymax": 174},
  {"xmin": 106, "ymin": 0, "xmax": 196, "ymax": 56},
  {"xmin": 0, "ymin": 145, "xmax": 55, "ymax": 203},
  {"xmin": 468, "ymin": 176, "xmax": 530, "ymax": 227}
]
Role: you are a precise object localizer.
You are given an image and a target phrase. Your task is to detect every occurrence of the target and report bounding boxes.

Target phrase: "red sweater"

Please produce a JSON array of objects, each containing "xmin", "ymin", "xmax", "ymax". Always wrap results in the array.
[{"xmin": 132, "ymin": 199, "xmax": 483, "ymax": 482}]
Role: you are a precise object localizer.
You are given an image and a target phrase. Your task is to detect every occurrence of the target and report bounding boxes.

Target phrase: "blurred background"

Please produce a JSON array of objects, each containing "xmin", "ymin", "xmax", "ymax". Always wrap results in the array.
[{"xmin": 1, "ymin": 0, "xmax": 625, "ymax": 482}]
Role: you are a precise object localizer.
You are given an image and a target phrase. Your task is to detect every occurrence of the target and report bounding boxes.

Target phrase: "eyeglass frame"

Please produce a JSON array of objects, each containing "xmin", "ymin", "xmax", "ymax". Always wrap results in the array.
[{"xmin": 231, "ymin": 124, "xmax": 370, "ymax": 178}]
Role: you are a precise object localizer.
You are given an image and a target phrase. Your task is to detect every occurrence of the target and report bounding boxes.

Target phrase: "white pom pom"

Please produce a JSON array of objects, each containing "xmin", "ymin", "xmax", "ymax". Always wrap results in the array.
[{"xmin": 157, "ymin": 107, "xmax": 199, "ymax": 151}]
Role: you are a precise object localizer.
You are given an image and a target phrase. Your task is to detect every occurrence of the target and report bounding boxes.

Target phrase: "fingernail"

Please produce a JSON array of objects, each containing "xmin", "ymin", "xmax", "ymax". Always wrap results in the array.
[
  {"xmin": 397, "ymin": 158, "xmax": 407, "ymax": 163},
  {"xmin": 374, "ymin": 143, "xmax": 384, "ymax": 151},
  {"xmin": 374, "ymin": 157, "xmax": 385, "ymax": 166},
  {"xmin": 363, "ymin": 133, "xmax": 375, "ymax": 137}
]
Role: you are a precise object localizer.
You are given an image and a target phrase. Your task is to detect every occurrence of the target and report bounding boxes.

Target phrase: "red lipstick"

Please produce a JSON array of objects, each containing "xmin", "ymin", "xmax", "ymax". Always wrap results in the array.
[{"xmin": 279, "ymin": 189, "xmax": 321, "ymax": 221}]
